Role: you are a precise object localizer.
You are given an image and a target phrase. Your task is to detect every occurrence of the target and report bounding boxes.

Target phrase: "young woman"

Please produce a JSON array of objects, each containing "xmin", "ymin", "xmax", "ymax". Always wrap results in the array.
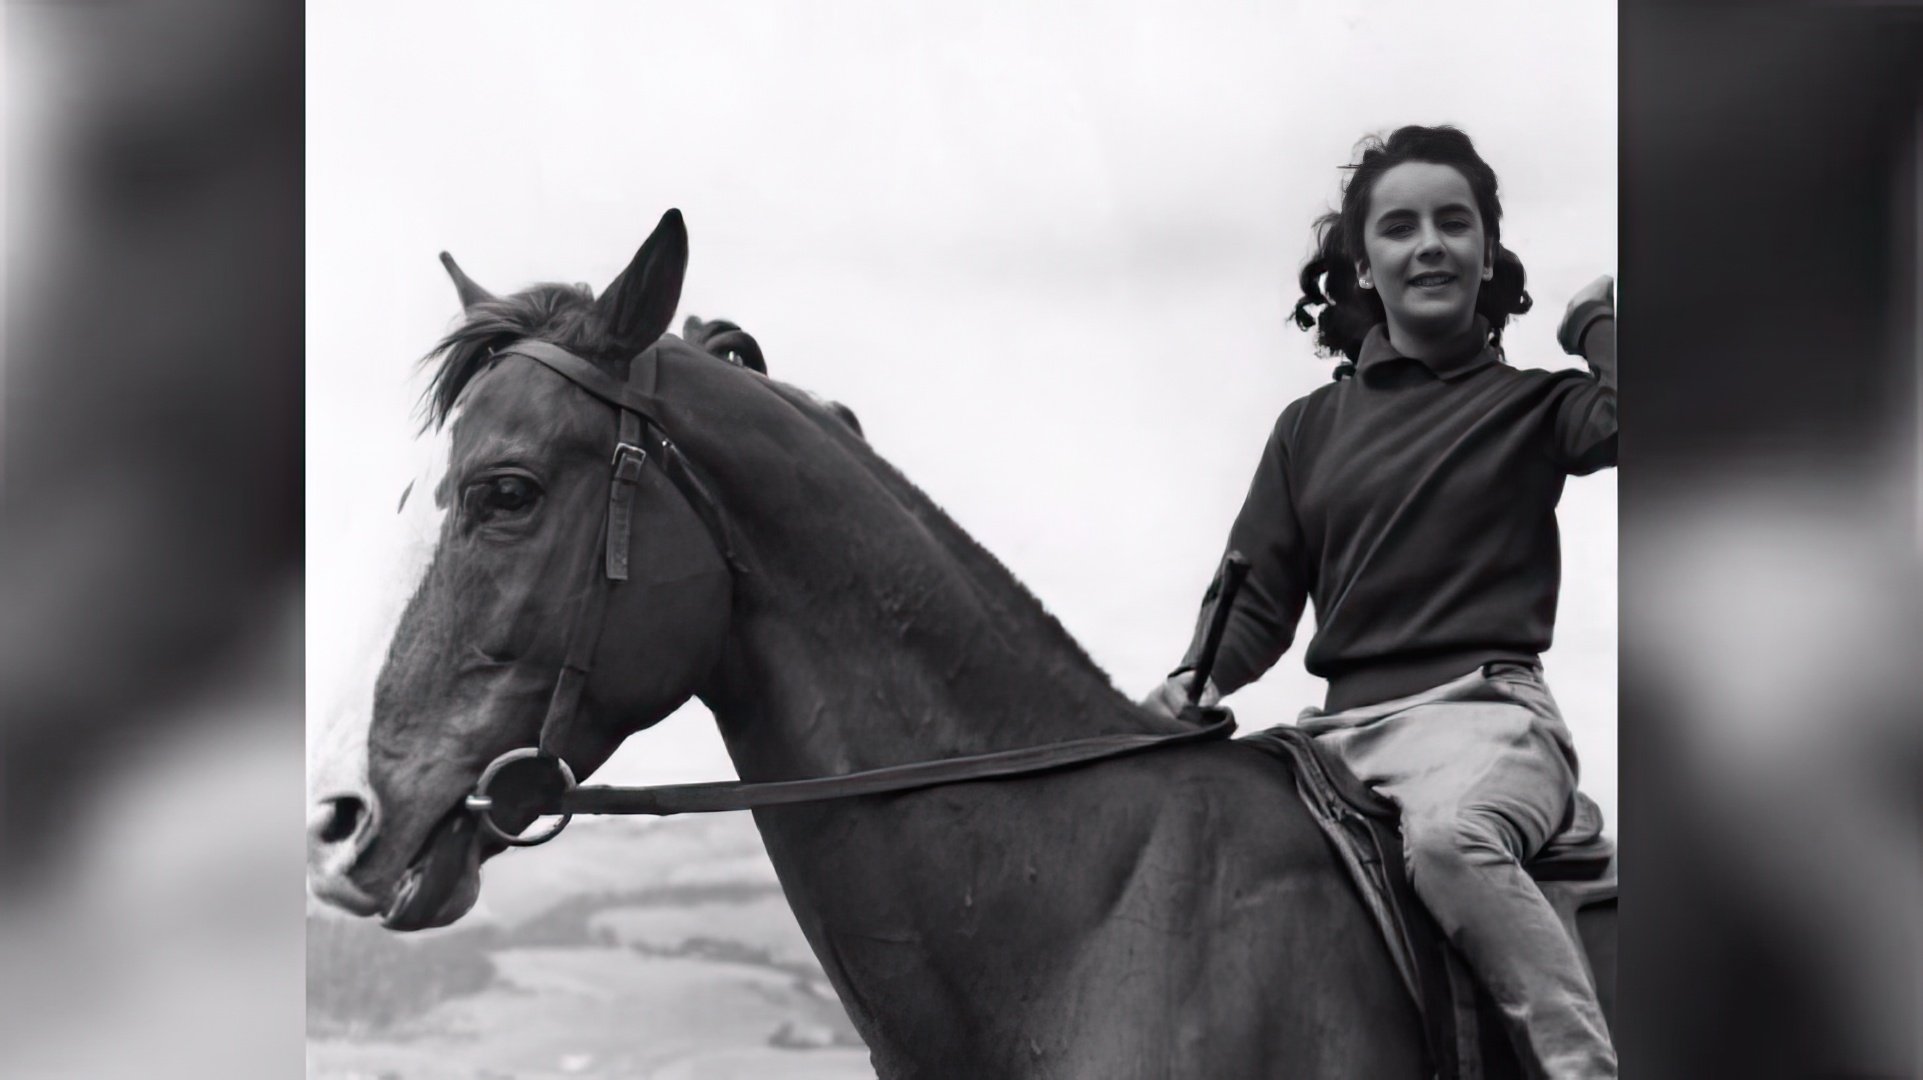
[{"xmin": 1143, "ymin": 126, "xmax": 1617, "ymax": 1078}]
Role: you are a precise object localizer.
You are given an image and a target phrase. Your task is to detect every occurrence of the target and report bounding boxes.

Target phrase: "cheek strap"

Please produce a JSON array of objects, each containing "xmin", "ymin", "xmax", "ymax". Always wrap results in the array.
[{"xmin": 481, "ymin": 339, "xmax": 735, "ymax": 770}]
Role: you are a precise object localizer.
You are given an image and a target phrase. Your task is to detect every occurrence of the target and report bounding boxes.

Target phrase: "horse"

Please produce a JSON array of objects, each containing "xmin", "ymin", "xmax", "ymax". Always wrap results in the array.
[
  {"xmin": 306, "ymin": 209, "xmax": 1444, "ymax": 1077},
  {"xmin": 682, "ymin": 312, "xmax": 864, "ymax": 438}
]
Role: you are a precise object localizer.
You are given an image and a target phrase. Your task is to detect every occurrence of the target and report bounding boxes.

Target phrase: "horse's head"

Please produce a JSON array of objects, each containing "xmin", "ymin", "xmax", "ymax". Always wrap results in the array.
[{"xmin": 308, "ymin": 211, "xmax": 747, "ymax": 929}]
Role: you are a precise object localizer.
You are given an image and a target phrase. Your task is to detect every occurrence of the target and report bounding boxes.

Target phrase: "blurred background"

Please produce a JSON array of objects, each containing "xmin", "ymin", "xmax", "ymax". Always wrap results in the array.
[
  {"xmin": 1, "ymin": 1, "xmax": 302, "ymax": 1078},
  {"xmin": 1619, "ymin": 8, "xmax": 1923, "ymax": 1078},
  {"xmin": 0, "ymin": 1, "xmax": 1913, "ymax": 1077}
]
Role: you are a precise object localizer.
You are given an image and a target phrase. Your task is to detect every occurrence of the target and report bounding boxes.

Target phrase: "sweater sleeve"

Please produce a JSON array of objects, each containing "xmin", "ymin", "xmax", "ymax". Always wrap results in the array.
[
  {"xmin": 1178, "ymin": 414, "xmax": 1312, "ymax": 695},
  {"xmin": 1550, "ymin": 316, "xmax": 1617, "ymax": 475}
]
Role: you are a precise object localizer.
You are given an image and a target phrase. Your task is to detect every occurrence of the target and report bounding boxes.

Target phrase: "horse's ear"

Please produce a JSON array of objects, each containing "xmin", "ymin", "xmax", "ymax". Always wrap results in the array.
[
  {"xmin": 438, "ymin": 252, "xmax": 495, "ymax": 310},
  {"xmin": 597, "ymin": 209, "xmax": 688, "ymax": 354}
]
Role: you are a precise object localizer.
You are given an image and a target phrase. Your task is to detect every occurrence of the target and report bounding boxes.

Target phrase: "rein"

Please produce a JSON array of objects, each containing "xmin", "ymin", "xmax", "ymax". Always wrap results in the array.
[
  {"xmin": 464, "ymin": 337, "xmax": 1240, "ymax": 847},
  {"xmin": 470, "ymin": 712, "xmax": 1237, "ymax": 836}
]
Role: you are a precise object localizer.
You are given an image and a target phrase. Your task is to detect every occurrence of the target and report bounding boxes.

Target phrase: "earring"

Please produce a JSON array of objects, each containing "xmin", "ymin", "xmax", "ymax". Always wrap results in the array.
[{"xmin": 1358, "ymin": 276, "xmax": 1373, "ymax": 290}]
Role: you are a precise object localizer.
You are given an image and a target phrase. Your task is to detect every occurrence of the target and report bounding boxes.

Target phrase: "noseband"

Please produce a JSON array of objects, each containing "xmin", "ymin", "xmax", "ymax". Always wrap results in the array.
[{"xmin": 464, "ymin": 337, "xmax": 1237, "ymax": 847}]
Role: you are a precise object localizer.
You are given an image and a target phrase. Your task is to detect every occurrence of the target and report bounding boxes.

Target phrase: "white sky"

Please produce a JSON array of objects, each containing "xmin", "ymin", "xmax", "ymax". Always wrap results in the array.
[{"xmin": 308, "ymin": 0, "xmax": 1618, "ymax": 830}]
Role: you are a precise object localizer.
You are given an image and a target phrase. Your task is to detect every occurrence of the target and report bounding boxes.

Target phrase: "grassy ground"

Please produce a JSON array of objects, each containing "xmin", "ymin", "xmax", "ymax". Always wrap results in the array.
[{"xmin": 308, "ymin": 813, "xmax": 875, "ymax": 1079}]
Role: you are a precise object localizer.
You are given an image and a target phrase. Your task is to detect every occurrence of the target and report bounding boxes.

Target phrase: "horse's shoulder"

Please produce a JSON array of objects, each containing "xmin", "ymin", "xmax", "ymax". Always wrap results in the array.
[{"xmin": 1094, "ymin": 737, "xmax": 1347, "ymax": 873}]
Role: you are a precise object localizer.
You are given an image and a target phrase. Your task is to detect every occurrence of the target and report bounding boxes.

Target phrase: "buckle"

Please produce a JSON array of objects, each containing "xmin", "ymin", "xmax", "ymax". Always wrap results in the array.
[{"xmin": 610, "ymin": 441, "xmax": 647, "ymax": 482}]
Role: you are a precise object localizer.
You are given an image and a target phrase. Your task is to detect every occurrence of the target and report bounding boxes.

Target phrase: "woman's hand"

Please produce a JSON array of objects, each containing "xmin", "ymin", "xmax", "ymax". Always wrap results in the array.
[
  {"xmin": 1557, "ymin": 274, "xmax": 1615, "ymax": 355},
  {"xmin": 1140, "ymin": 671, "xmax": 1221, "ymax": 719}
]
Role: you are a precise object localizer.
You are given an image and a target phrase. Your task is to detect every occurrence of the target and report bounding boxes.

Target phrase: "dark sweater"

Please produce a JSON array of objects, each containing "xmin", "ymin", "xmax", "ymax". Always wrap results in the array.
[{"xmin": 1182, "ymin": 315, "xmax": 1616, "ymax": 711}]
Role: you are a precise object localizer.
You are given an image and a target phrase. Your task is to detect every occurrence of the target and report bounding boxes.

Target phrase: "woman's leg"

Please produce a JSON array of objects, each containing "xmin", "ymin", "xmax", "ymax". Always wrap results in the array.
[{"xmin": 1314, "ymin": 669, "xmax": 1616, "ymax": 1079}]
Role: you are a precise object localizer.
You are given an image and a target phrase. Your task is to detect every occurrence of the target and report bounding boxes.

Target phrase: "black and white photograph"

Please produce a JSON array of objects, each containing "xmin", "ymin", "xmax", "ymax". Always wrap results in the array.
[
  {"xmin": 21, "ymin": 2, "xmax": 1923, "ymax": 1078},
  {"xmin": 303, "ymin": 2, "xmax": 1617, "ymax": 1077}
]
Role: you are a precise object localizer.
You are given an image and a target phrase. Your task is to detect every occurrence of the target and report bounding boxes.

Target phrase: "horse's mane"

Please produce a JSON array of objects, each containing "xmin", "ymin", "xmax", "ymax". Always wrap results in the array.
[
  {"xmin": 420, "ymin": 285, "xmax": 1112, "ymax": 686},
  {"xmin": 758, "ymin": 379, "xmax": 1110, "ymax": 684}
]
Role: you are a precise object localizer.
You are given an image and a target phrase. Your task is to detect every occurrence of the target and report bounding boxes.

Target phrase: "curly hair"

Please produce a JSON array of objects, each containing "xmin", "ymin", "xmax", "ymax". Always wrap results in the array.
[{"xmin": 1291, "ymin": 125, "xmax": 1533, "ymax": 377}]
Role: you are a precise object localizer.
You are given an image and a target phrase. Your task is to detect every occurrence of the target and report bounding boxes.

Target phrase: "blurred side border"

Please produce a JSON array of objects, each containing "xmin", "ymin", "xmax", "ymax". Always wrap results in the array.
[
  {"xmin": 0, "ymin": 1, "xmax": 1917, "ymax": 1076},
  {"xmin": 1, "ymin": 1, "xmax": 304, "ymax": 1077},
  {"xmin": 1622, "ymin": 4, "xmax": 1921, "ymax": 1078}
]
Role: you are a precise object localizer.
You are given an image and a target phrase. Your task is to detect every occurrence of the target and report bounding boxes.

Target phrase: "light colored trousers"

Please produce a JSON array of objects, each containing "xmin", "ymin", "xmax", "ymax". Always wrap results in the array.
[{"xmin": 1297, "ymin": 661, "xmax": 1617, "ymax": 1080}]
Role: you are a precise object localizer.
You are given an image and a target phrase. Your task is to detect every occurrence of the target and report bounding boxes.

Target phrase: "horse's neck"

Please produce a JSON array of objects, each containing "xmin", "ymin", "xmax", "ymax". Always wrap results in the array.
[
  {"xmin": 677, "ymin": 376, "xmax": 1172, "ymax": 781},
  {"xmin": 661, "ymin": 367, "xmax": 1247, "ymax": 1062},
  {"xmin": 701, "ymin": 528, "xmax": 1157, "ymax": 781}
]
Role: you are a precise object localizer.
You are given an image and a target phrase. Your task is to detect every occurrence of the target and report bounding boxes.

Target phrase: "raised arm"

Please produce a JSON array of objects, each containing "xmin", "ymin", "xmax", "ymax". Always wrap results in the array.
[{"xmin": 1551, "ymin": 274, "xmax": 1617, "ymax": 474}]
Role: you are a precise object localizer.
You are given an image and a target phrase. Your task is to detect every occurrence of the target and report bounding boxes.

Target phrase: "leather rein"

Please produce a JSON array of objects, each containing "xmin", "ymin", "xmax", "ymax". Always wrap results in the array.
[{"xmin": 463, "ymin": 337, "xmax": 1238, "ymax": 847}]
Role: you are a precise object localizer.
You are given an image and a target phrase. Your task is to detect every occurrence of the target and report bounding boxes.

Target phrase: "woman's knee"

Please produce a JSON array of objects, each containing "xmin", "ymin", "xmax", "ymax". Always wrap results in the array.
[{"xmin": 1404, "ymin": 807, "xmax": 1524, "ymax": 880}]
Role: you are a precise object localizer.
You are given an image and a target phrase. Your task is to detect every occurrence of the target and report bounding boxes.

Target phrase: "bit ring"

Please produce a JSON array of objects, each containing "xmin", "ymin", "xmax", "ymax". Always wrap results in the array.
[{"xmin": 465, "ymin": 748, "xmax": 576, "ymax": 847}]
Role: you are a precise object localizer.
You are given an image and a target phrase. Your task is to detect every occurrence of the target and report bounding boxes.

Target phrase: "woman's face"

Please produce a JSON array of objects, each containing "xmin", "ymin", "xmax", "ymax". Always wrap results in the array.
[{"xmin": 1355, "ymin": 161, "xmax": 1494, "ymax": 342}]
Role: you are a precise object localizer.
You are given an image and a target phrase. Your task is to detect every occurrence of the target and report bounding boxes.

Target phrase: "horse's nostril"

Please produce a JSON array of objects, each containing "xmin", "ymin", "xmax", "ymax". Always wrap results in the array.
[{"xmin": 317, "ymin": 795, "xmax": 366, "ymax": 845}]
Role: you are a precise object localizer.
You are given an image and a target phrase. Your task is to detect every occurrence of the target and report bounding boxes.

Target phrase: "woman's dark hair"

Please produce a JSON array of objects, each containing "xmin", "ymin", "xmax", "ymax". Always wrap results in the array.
[{"xmin": 1291, "ymin": 125, "xmax": 1532, "ymax": 377}]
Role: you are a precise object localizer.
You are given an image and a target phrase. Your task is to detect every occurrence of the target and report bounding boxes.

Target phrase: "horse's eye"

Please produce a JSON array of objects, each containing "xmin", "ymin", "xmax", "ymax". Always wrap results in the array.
[{"xmin": 465, "ymin": 475, "xmax": 541, "ymax": 523}]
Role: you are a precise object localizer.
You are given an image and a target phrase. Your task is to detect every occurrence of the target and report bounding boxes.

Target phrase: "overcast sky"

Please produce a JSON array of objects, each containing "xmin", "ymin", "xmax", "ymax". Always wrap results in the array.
[{"xmin": 308, "ymin": 0, "xmax": 1618, "ymax": 829}]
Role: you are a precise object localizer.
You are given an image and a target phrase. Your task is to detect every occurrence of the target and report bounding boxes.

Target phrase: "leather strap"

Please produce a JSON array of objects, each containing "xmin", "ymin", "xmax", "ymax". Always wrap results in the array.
[
  {"xmin": 536, "ymin": 528, "xmax": 611, "ymax": 759},
  {"xmin": 498, "ymin": 339, "xmax": 670, "ymax": 424},
  {"xmin": 554, "ymin": 710, "xmax": 1238, "ymax": 817},
  {"xmin": 606, "ymin": 408, "xmax": 645, "ymax": 581},
  {"xmin": 654, "ymin": 436, "xmax": 741, "ymax": 570},
  {"xmin": 518, "ymin": 342, "xmax": 657, "ymax": 760}
]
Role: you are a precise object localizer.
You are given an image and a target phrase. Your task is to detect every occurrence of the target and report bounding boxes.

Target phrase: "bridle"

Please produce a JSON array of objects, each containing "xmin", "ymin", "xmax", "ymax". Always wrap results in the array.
[
  {"xmin": 460, "ymin": 335, "xmax": 734, "ymax": 845},
  {"xmin": 462, "ymin": 336, "xmax": 1238, "ymax": 847}
]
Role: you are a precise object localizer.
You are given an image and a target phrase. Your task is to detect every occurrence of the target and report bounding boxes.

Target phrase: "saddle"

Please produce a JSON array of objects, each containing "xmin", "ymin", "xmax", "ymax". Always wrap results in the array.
[{"xmin": 1232, "ymin": 716, "xmax": 1616, "ymax": 1080}]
